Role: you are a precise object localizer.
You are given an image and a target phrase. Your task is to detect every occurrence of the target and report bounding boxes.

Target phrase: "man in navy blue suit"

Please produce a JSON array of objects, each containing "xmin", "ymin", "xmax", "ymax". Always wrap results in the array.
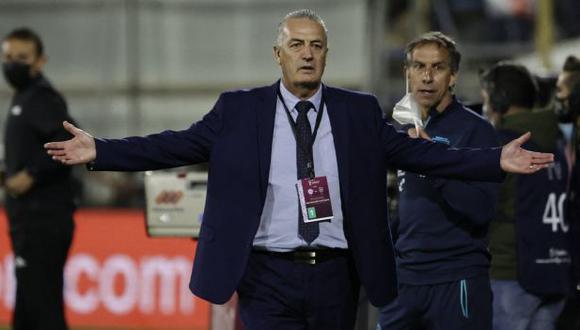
[{"xmin": 45, "ymin": 9, "xmax": 553, "ymax": 330}]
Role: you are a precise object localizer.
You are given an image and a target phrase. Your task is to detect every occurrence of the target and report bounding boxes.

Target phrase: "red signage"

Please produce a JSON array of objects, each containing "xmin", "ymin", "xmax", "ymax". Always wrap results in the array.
[{"xmin": 0, "ymin": 209, "xmax": 210, "ymax": 329}]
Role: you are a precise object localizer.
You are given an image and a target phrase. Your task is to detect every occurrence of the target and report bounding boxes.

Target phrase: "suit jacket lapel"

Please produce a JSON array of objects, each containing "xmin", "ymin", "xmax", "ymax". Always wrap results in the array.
[
  {"xmin": 255, "ymin": 83, "xmax": 350, "ymax": 208},
  {"xmin": 256, "ymin": 82, "xmax": 278, "ymax": 204},
  {"xmin": 324, "ymin": 85, "xmax": 350, "ymax": 206}
]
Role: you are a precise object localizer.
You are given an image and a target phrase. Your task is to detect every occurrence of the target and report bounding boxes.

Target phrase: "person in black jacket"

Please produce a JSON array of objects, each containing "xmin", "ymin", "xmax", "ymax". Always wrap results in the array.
[
  {"xmin": 1, "ymin": 27, "xmax": 77, "ymax": 330},
  {"xmin": 554, "ymin": 55, "xmax": 580, "ymax": 330},
  {"xmin": 481, "ymin": 62, "xmax": 572, "ymax": 330}
]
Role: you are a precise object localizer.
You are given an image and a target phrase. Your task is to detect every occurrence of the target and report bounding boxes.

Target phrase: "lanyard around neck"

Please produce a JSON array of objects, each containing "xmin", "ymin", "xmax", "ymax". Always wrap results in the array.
[{"xmin": 277, "ymin": 88, "xmax": 325, "ymax": 157}]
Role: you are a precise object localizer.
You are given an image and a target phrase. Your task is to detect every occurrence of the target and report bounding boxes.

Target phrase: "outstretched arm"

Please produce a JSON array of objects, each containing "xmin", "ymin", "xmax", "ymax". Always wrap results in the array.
[
  {"xmin": 406, "ymin": 127, "xmax": 553, "ymax": 175},
  {"xmin": 44, "ymin": 121, "xmax": 96, "ymax": 165},
  {"xmin": 385, "ymin": 125, "xmax": 553, "ymax": 182},
  {"xmin": 45, "ymin": 119, "xmax": 216, "ymax": 171},
  {"xmin": 45, "ymin": 93, "xmax": 226, "ymax": 171}
]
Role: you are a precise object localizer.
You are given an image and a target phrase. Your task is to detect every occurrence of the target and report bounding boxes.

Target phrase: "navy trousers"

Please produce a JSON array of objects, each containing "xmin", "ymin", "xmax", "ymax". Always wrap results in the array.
[
  {"xmin": 378, "ymin": 275, "xmax": 492, "ymax": 330},
  {"xmin": 237, "ymin": 251, "xmax": 360, "ymax": 330}
]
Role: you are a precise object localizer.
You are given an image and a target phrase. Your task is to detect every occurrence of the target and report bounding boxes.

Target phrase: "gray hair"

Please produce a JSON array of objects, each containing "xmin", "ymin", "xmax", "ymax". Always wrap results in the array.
[{"xmin": 275, "ymin": 9, "xmax": 328, "ymax": 47}]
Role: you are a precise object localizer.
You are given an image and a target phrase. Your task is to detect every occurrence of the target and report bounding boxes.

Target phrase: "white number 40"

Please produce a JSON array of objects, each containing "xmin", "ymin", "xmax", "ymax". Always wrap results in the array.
[{"xmin": 542, "ymin": 193, "xmax": 569, "ymax": 233}]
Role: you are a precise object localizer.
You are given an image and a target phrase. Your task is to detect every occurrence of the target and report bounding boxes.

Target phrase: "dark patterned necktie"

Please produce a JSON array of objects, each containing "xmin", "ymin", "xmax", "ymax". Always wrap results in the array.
[{"xmin": 295, "ymin": 100, "xmax": 319, "ymax": 244}]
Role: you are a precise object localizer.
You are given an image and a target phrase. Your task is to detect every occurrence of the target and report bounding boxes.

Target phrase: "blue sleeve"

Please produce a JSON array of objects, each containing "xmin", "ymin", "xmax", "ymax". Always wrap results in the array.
[
  {"xmin": 429, "ymin": 122, "xmax": 501, "ymax": 225},
  {"xmin": 90, "ymin": 93, "xmax": 226, "ymax": 171}
]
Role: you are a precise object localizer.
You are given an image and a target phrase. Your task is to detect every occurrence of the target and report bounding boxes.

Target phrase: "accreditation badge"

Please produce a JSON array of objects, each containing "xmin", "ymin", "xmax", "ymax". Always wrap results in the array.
[{"xmin": 296, "ymin": 176, "xmax": 333, "ymax": 223}]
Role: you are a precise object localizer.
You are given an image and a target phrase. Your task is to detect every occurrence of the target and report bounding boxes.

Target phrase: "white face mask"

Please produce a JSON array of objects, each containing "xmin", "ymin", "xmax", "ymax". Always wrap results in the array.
[{"xmin": 392, "ymin": 76, "xmax": 423, "ymax": 129}]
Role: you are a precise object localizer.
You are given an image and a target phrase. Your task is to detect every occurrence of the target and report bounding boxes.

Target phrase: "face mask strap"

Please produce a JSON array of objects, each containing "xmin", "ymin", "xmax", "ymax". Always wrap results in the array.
[{"xmin": 405, "ymin": 73, "xmax": 421, "ymax": 130}]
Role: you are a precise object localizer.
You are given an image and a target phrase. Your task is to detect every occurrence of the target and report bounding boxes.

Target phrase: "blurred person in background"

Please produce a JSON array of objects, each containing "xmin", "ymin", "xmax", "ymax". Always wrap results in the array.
[
  {"xmin": 378, "ymin": 31, "xmax": 500, "ymax": 330},
  {"xmin": 484, "ymin": 0, "xmax": 534, "ymax": 42},
  {"xmin": 480, "ymin": 62, "xmax": 572, "ymax": 330},
  {"xmin": 554, "ymin": 55, "xmax": 580, "ymax": 330},
  {"xmin": 44, "ymin": 9, "xmax": 552, "ymax": 330},
  {"xmin": 1, "ymin": 27, "xmax": 77, "ymax": 330}
]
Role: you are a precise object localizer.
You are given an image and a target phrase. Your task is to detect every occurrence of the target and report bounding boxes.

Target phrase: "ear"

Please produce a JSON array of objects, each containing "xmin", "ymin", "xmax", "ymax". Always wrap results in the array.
[
  {"xmin": 449, "ymin": 71, "xmax": 458, "ymax": 89},
  {"xmin": 273, "ymin": 46, "xmax": 281, "ymax": 65},
  {"xmin": 32, "ymin": 54, "xmax": 47, "ymax": 74}
]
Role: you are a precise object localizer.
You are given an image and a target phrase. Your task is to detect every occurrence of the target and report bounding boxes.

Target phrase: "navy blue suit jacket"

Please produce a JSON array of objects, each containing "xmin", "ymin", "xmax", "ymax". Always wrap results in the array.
[{"xmin": 91, "ymin": 82, "xmax": 504, "ymax": 306}]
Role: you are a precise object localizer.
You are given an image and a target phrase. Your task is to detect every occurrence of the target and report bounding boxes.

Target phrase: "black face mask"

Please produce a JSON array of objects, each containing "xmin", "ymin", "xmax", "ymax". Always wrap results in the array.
[{"xmin": 2, "ymin": 62, "xmax": 33, "ymax": 90}]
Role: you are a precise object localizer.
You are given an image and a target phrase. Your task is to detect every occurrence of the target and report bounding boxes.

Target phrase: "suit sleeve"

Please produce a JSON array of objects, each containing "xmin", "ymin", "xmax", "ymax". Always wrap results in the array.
[
  {"xmin": 376, "ymin": 106, "xmax": 504, "ymax": 183},
  {"xmin": 90, "ymin": 93, "xmax": 226, "ymax": 171},
  {"xmin": 24, "ymin": 90, "xmax": 75, "ymax": 183},
  {"xmin": 429, "ymin": 124, "xmax": 501, "ymax": 226}
]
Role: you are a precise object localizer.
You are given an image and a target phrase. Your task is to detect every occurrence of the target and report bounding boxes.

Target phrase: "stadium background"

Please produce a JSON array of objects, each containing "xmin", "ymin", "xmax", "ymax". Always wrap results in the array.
[{"xmin": 0, "ymin": 0, "xmax": 579, "ymax": 329}]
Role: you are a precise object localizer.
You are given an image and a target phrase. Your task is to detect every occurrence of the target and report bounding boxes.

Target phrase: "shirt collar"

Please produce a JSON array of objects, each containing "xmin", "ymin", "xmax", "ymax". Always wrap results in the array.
[
  {"xmin": 279, "ymin": 80, "xmax": 322, "ymax": 113},
  {"xmin": 428, "ymin": 95, "xmax": 459, "ymax": 120}
]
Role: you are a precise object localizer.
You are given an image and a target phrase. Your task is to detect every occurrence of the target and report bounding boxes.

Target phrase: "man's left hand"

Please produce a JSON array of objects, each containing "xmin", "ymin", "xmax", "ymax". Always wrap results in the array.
[
  {"xmin": 501, "ymin": 132, "xmax": 554, "ymax": 174},
  {"xmin": 5, "ymin": 170, "xmax": 34, "ymax": 197}
]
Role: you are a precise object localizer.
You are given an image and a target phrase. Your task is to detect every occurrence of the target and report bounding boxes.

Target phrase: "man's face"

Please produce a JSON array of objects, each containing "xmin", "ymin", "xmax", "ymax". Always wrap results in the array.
[
  {"xmin": 1, "ymin": 38, "xmax": 44, "ymax": 75},
  {"xmin": 406, "ymin": 43, "xmax": 457, "ymax": 112},
  {"xmin": 273, "ymin": 18, "xmax": 328, "ymax": 96}
]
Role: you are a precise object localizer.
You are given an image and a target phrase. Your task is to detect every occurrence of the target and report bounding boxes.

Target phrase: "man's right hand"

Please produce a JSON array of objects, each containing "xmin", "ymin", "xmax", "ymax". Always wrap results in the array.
[
  {"xmin": 407, "ymin": 126, "xmax": 432, "ymax": 141},
  {"xmin": 44, "ymin": 121, "xmax": 96, "ymax": 165}
]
